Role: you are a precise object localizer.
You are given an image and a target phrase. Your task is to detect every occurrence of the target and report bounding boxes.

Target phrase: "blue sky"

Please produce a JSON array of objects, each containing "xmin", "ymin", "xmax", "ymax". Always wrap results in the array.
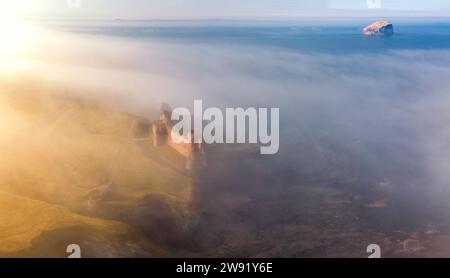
[{"xmin": 21, "ymin": 0, "xmax": 450, "ymax": 19}]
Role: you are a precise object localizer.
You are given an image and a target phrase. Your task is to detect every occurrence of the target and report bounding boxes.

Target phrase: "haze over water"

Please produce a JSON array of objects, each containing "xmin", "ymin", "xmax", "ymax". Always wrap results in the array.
[{"xmin": 9, "ymin": 18, "xmax": 450, "ymax": 256}]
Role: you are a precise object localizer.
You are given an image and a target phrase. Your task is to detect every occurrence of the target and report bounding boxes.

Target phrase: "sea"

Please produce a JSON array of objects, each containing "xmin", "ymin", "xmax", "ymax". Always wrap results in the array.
[{"xmin": 35, "ymin": 18, "xmax": 450, "ymax": 256}]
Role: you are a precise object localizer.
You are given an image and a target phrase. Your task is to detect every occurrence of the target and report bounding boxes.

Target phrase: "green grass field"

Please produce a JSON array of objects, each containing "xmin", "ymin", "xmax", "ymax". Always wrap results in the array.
[{"xmin": 0, "ymin": 86, "xmax": 191, "ymax": 257}]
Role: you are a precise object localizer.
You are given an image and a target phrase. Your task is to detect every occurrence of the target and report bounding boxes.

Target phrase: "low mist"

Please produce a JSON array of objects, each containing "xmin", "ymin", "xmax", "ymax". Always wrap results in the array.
[{"xmin": 2, "ymin": 21, "xmax": 450, "ymax": 256}]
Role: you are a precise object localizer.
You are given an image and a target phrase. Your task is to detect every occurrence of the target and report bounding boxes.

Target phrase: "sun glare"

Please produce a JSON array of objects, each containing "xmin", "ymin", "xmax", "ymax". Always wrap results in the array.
[{"xmin": 0, "ymin": 1, "xmax": 38, "ymax": 68}]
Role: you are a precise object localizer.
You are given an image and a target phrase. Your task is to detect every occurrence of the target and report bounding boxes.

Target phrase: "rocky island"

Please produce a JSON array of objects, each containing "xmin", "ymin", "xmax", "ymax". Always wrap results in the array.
[{"xmin": 363, "ymin": 21, "xmax": 394, "ymax": 36}]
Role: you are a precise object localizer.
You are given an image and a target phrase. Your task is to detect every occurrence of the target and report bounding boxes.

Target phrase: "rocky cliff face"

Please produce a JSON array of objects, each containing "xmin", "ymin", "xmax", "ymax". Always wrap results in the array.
[{"xmin": 363, "ymin": 21, "xmax": 394, "ymax": 36}]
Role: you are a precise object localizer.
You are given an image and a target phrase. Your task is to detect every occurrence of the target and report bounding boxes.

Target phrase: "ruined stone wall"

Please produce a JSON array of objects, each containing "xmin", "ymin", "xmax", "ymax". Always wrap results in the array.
[
  {"xmin": 152, "ymin": 103, "xmax": 207, "ymax": 170},
  {"xmin": 167, "ymin": 134, "xmax": 193, "ymax": 158}
]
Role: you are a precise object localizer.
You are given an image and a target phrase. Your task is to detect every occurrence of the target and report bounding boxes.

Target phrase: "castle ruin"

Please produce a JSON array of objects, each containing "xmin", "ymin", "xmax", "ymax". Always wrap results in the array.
[{"xmin": 153, "ymin": 103, "xmax": 207, "ymax": 171}]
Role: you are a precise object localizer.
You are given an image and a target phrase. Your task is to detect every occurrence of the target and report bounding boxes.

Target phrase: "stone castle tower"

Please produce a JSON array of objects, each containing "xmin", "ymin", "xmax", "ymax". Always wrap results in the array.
[{"xmin": 152, "ymin": 103, "xmax": 207, "ymax": 171}]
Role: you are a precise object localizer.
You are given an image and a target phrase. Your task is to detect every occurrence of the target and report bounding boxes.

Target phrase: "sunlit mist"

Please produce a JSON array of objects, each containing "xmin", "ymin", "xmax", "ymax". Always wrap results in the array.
[
  {"xmin": 1, "ymin": 0, "xmax": 450, "ymax": 259},
  {"xmin": 0, "ymin": 2, "xmax": 40, "ymax": 71}
]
